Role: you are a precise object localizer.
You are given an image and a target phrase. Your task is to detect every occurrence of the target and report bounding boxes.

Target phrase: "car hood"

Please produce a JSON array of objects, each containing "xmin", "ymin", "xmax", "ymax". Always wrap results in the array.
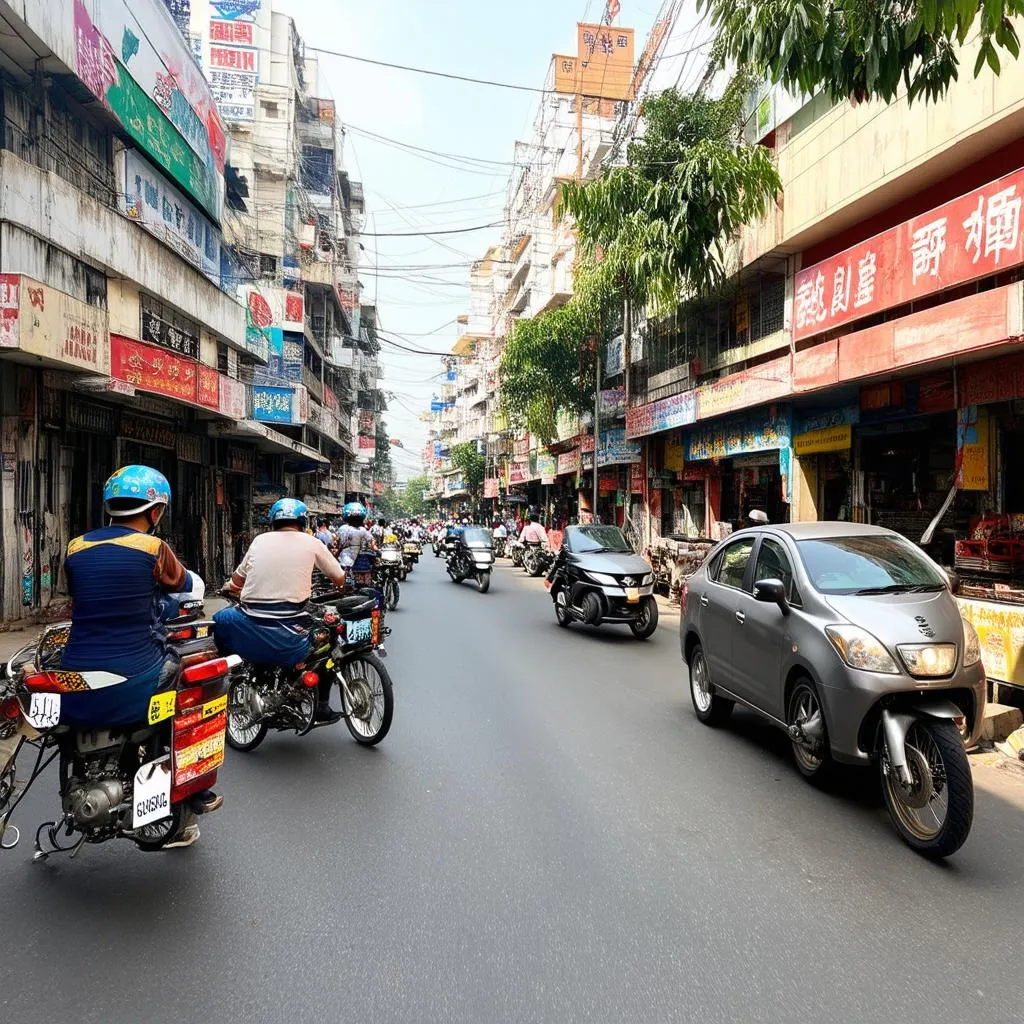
[
  {"xmin": 573, "ymin": 551, "xmax": 652, "ymax": 576},
  {"xmin": 823, "ymin": 590, "xmax": 965, "ymax": 646}
]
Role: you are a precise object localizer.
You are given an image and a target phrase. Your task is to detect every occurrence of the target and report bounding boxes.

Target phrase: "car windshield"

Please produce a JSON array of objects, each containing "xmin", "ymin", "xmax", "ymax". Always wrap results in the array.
[
  {"xmin": 463, "ymin": 527, "xmax": 492, "ymax": 548},
  {"xmin": 796, "ymin": 535, "xmax": 948, "ymax": 595},
  {"xmin": 569, "ymin": 525, "xmax": 632, "ymax": 554}
]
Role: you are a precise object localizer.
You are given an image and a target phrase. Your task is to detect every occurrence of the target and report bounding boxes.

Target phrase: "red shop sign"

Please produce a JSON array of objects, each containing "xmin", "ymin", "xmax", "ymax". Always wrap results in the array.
[
  {"xmin": 795, "ymin": 165, "xmax": 1024, "ymax": 342},
  {"xmin": 197, "ymin": 366, "xmax": 220, "ymax": 410},
  {"xmin": 958, "ymin": 351, "xmax": 1024, "ymax": 407},
  {"xmin": 111, "ymin": 335, "xmax": 198, "ymax": 404}
]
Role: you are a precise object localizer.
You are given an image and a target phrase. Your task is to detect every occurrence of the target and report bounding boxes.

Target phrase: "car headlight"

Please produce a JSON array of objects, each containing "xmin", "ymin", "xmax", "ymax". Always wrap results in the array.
[
  {"xmin": 962, "ymin": 618, "xmax": 981, "ymax": 667},
  {"xmin": 897, "ymin": 643, "xmax": 958, "ymax": 678},
  {"xmin": 825, "ymin": 625, "xmax": 899, "ymax": 674},
  {"xmin": 586, "ymin": 571, "xmax": 618, "ymax": 586},
  {"xmin": 642, "ymin": 573, "xmax": 654, "ymax": 586}
]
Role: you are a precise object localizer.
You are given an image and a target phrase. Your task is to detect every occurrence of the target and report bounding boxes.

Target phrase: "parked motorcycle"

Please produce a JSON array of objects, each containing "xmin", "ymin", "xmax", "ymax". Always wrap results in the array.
[
  {"xmin": 225, "ymin": 592, "xmax": 393, "ymax": 751},
  {"xmin": 446, "ymin": 527, "xmax": 495, "ymax": 593},
  {"xmin": 1, "ymin": 627, "xmax": 238, "ymax": 860},
  {"xmin": 546, "ymin": 524, "xmax": 659, "ymax": 639}
]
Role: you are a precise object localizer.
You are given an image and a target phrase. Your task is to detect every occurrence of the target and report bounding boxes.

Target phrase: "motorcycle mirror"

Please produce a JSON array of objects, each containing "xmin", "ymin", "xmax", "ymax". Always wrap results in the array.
[{"xmin": 753, "ymin": 578, "xmax": 788, "ymax": 612}]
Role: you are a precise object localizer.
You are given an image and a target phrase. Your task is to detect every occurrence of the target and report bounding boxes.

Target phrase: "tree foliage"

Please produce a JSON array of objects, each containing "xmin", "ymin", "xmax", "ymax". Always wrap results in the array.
[
  {"xmin": 399, "ymin": 474, "xmax": 433, "ymax": 517},
  {"xmin": 449, "ymin": 442, "xmax": 486, "ymax": 496},
  {"xmin": 700, "ymin": 0, "xmax": 1023, "ymax": 107},
  {"xmin": 563, "ymin": 80, "xmax": 781, "ymax": 312}
]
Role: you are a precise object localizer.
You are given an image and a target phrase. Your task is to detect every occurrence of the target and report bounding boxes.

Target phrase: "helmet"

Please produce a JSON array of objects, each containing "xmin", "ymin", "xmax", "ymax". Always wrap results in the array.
[
  {"xmin": 103, "ymin": 465, "xmax": 171, "ymax": 520},
  {"xmin": 343, "ymin": 501, "xmax": 368, "ymax": 523},
  {"xmin": 268, "ymin": 498, "xmax": 308, "ymax": 528}
]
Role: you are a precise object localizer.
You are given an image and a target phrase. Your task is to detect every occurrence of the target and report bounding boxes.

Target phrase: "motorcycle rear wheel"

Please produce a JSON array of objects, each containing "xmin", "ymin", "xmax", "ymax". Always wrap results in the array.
[
  {"xmin": 226, "ymin": 675, "xmax": 269, "ymax": 752},
  {"xmin": 340, "ymin": 653, "xmax": 394, "ymax": 745},
  {"xmin": 881, "ymin": 717, "xmax": 973, "ymax": 859},
  {"xmin": 133, "ymin": 803, "xmax": 185, "ymax": 851}
]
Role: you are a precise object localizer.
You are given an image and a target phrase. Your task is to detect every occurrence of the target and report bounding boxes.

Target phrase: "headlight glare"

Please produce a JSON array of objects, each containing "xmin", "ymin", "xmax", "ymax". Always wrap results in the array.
[
  {"xmin": 897, "ymin": 643, "xmax": 958, "ymax": 678},
  {"xmin": 825, "ymin": 625, "xmax": 899, "ymax": 674}
]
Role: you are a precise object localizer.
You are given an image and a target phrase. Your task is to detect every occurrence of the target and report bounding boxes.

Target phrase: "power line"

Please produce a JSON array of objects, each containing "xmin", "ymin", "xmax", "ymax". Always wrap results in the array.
[
  {"xmin": 308, "ymin": 45, "xmax": 551, "ymax": 95},
  {"xmin": 359, "ymin": 222, "xmax": 504, "ymax": 238}
]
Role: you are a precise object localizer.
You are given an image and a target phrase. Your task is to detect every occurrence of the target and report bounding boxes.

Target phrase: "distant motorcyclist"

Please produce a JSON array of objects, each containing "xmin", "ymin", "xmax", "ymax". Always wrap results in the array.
[
  {"xmin": 62, "ymin": 464, "xmax": 217, "ymax": 848},
  {"xmin": 518, "ymin": 510, "xmax": 548, "ymax": 546},
  {"xmin": 337, "ymin": 501, "xmax": 378, "ymax": 569},
  {"xmin": 215, "ymin": 498, "xmax": 347, "ymax": 724}
]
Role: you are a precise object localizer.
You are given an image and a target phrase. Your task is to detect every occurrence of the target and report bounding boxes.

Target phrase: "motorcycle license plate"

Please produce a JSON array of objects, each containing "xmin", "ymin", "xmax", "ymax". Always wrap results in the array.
[
  {"xmin": 625, "ymin": 587, "xmax": 640, "ymax": 603},
  {"xmin": 132, "ymin": 755, "xmax": 171, "ymax": 829},
  {"xmin": 347, "ymin": 618, "xmax": 373, "ymax": 644},
  {"xmin": 404, "ymin": 544, "xmax": 418, "ymax": 553},
  {"xmin": 148, "ymin": 691, "xmax": 177, "ymax": 725}
]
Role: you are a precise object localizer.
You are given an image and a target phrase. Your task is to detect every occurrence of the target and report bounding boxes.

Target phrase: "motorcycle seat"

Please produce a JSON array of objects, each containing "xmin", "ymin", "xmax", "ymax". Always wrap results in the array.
[{"xmin": 324, "ymin": 595, "xmax": 377, "ymax": 619}]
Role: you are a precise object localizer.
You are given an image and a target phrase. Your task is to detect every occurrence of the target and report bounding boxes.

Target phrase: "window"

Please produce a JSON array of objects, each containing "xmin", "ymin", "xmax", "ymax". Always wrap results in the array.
[
  {"xmin": 754, "ymin": 538, "xmax": 799, "ymax": 603},
  {"xmin": 796, "ymin": 535, "xmax": 948, "ymax": 595},
  {"xmin": 261, "ymin": 101, "xmax": 279, "ymax": 118},
  {"xmin": 713, "ymin": 537, "xmax": 755, "ymax": 589}
]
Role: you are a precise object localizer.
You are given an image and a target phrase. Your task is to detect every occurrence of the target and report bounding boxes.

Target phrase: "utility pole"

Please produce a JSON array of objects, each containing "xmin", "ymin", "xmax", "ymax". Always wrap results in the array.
[{"xmin": 593, "ymin": 339, "xmax": 600, "ymax": 524}]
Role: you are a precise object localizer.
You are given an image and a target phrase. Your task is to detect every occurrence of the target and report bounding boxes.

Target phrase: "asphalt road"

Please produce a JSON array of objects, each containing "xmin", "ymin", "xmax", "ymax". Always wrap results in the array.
[{"xmin": 3, "ymin": 555, "xmax": 1024, "ymax": 1024}]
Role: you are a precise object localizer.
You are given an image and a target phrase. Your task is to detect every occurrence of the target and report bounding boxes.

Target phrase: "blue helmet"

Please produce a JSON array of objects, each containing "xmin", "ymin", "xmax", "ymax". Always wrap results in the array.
[
  {"xmin": 343, "ymin": 501, "xmax": 367, "ymax": 523},
  {"xmin": 268, "ymin": 498, "xmax": 308, "ymax": 527},
  {"xmin": 103, "ymin": 465, "xmax": 171, "ymax": 519}
]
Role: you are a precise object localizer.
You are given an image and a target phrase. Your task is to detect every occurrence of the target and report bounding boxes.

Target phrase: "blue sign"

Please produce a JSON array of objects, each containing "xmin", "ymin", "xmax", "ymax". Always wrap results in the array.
[
  {"xmin": 252, "ymin": 385, "xmax": 293, "ymax": 423},
  {"xmin": 795, "ymin": 403, "xmax": 859, "ymax": 435},
  {"xmin": 212, "ymin": 0, "xmax": 260, "ymax": 19},
  {"xmin": 282, "ymin": 331, "xmax": 303, "ymax": 384},
  {"xmin": 282, "ymin": 255, "xmax": 300, "ymax": 288},
  {"xmin": 430, "ymin": 399, "xmax": 444, "ymax": 412},
  {"xmin": 685, "ymin": 407, "xmax": 791, "ymax": 461}
]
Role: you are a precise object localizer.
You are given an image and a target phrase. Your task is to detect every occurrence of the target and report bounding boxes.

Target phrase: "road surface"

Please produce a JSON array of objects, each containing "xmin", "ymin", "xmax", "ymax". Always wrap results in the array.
[{"xmin": 3, "ymin": 555, "xmax": 1023, "ymax": 1023}]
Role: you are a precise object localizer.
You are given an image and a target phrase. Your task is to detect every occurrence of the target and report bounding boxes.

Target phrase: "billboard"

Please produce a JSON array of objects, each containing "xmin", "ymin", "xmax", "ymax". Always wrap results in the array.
[{"xmin": 553, "ymin": 24, "xmax": 635, "ymax": 101}]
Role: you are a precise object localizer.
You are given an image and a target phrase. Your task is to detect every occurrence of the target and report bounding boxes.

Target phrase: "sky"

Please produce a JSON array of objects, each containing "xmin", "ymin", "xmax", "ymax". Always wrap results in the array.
[{"xmin": 277, "ymin": 0, "xmax": 710, "ymax": 481}]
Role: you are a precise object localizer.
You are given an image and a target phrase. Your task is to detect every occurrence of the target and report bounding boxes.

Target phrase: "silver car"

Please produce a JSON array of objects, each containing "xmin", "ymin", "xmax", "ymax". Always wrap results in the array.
[{"xmin": 679, "ymin": 522, "xmax": 985, "ymax": 858}]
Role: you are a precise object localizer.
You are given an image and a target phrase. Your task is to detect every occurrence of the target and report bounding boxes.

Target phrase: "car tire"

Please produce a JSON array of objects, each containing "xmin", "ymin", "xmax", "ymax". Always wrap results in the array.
[
  {"xmin": 689, "ymin": 643, "xmax": 733, "ymax": 726},
  {"xmin": 787, "ymin": 677, "xmax": 833, "ymax": 781}
]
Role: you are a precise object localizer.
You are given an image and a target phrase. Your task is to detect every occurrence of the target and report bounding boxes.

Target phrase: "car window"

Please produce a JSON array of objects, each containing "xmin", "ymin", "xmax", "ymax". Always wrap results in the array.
[
  {"xmin": 713, "ymin": 537, "xmax": 755, "ymax": 589},
  {"xmin": 754, "ymin": 538, "xmax": 799, "ymax": 603},
  {"xmin": 797, "ymin": 535, "xmax": 948, "ymax": 595}
]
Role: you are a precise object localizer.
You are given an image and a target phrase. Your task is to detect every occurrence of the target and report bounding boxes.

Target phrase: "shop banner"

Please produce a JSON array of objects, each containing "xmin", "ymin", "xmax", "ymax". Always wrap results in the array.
[
  {"xmin": 357, "ymin": 435, "xmax": 376, "ymax": 460},
  {"xmin": 445, "ymin": 476, "xmax": 466, "ymax": 494},
  {"xmin": 14, "ymin": 277, "xmax": 110, "ymax": 375},
  {"xmin": 664, "ymin": 433, "xmax": 684, "ymax": 472},
  {"xmin": 0, "ymin": 274, "xmax": 18, "ymax": 348},
  {"xmin": 219, "ymin": 375, "xmax": 246, "ymax": 420},
  {"xmin": 779, "ymin": 446, "xmax": 793, "ymax": 504},
  {"xmin": 685, "ymin": 407, "xmax": 791, "ymax": 461},
  {"xmin": 795, "ymin": 165, "xmax": 1024, "ymax": 342},
  {"xmin": 599, "ymin": 387, "xmax": 626, "ymax": 417},
  {"xmin": 197, "ymin": 366, "xmax": 220, "ymax": 410},
  {"xmin": 958, "ymin": 351, "xmax": 1024, "ymax": 407},
  {"xmin": 630, "ymin": 457, "xmax": 646, "ymax": 494},
  {"xmin": 111, "ymin": 335, "xmax": 198, "ymax": 403},
  {"xmin": 793, "ymin": 424, "xmax": 852, "ymax": 456},
  {"xmin": 625, "ymin": 390, "xmax": 696, "ymax": 439},
  {"xmin": 956, "ymin": 405, "xmax": 990, "ymax": 490},
  {"xmin": 696, "ymin": 355, "xmax": 792, "ymax": 422},
  {"xmin": 958, "ymin": 597, "xmax": 1024, "ymax": 686},
  {"xmin": 140, "ymin": 297, "xmax": 200, "ymax": 360},
  {"xmin": 483, "ymin": 478, "xmax": 499, "ymax": 498},
  {"xmin": 537, "ymin": 451, "xmax": 557, "ymax": 484},
  {"xmin": 251, "ymin": 384, "xmax": 306, "ymax": 425},
  {"xmin": 74, "ymin": 0, "xmax": 226, "ymax": 222},
  {"xmin": 556, "ymin": 449, "xmax": 580, "ymax": 476},
  {"xmin": 120, "ymin": 150, "xmax": 221, "ymax": 285},
  {"xmin": 795, "ymin": 404, "xmax": 860, "ymax": 435},
  {"xmin": 598, "ymin": 428, "xmax": 642, "ymax": 466}
]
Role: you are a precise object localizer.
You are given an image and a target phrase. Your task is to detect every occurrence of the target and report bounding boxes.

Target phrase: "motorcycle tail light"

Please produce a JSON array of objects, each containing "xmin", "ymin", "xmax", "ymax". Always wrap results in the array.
[
  {"xmin": 167, "ymin": 627, "xmax": 194, "ymax": 641},
  {"xmin": 22, "ymin": 671, "xmax": 63, "ymax": 693},
  {"xmin": 1, "ymin": 697, "xmax": 21, "ymax": 719},
  {"xmin": 323, "ymin": 610, "xmax": 339, "ymax": 625},
  {"xmin": 181, "ymin": 655, "xmax": 240, "ymax": 686},
  {"xmin": 301, "ymin": 670, "xmax": 319, "ymax": 688}
]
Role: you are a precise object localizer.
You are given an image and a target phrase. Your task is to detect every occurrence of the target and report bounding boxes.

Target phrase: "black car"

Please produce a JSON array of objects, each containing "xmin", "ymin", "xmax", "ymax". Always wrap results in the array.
[{"xmin": 546, "ymin": 525, "xmax": 658, "ymax": 639}]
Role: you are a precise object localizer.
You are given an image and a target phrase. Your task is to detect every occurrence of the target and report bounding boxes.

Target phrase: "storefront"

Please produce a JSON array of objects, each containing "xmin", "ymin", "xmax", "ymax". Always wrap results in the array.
[{"xmin": 792, "ymin": 403, "xmax": 858, "ymax": 524}]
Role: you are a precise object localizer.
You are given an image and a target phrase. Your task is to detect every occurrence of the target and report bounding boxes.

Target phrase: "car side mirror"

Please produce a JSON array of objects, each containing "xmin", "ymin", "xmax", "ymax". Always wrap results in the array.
[
  {"xmin": 946, "ymin": 569, "xmax": 961, "ymax": 594},
  {"xmin": 754, "ymin": 578, "xmax": 789, "ymax": 612}
]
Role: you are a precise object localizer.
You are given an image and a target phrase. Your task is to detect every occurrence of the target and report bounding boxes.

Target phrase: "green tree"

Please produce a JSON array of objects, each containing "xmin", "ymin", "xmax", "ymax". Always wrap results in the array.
[
  {"xmin": 400, "ymin": 474, "xmax": 433, "ymax": 517},
  {"xmin": 700, "ymin": 0, "xmax": 1022, "ymax": 107},
  {"xmin": 449, "ymin": 443, "xmax": 486, "ymax": 501}
]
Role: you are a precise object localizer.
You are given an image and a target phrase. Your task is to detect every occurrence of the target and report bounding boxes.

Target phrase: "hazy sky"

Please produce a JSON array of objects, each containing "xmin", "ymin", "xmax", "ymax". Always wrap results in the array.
[{"xmin": 277, "ymin": 0, "xmax": 708, "ymax": 479}]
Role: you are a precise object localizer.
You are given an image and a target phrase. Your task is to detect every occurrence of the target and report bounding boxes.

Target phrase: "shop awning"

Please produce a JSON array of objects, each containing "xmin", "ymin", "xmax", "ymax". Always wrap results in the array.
[{"xmin": 208, "ymin": 419, "xmax": 330, "ymax": 465}]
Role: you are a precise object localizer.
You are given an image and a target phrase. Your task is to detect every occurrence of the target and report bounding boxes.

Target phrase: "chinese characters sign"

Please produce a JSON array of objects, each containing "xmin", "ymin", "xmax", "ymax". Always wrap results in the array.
[
  {"xmin": 111, "ymin": 335, "xmax": 198, "ymax": 403},
  {"xmin": 120, "ymin": 150, "xmax": 221, "ymax": 285},
  {"xmin": 252, "ymin": 385, "xmax": 304, "ymax": 425},
  {"xmin": 795, "ymin": 167, "xmax": 1024, "ymax": 341},
  {"xmin": 0, "ymin": 274, "xmax": 19, "ymax": 349},
  {"xmin": 553, "ymin": 23, "xmax": 635, "ymax": 102},
  {"xmin": 140, "ymin": 298, "xmax": 200, "ymax": 360}
]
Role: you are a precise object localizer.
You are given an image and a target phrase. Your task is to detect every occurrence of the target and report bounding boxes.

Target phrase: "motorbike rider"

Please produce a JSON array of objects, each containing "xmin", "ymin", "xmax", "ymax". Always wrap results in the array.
[
  {"xmin": 61, "ymin": 464, "xmax": 219, "ymax": 849},
  {"xmin": 336, "ymin": 501, "xmax": 378, "ymax": 569},
  {"xmin": 518, "ymin": 510, "xmax": 548, "ymax": 547},
  {"xmin": 215, "ymin": 498, "xmax": 347, "ymax": 725},
  {"xmin": 314, "ymin": 519, "xmax": 333, "ymax": 546}
]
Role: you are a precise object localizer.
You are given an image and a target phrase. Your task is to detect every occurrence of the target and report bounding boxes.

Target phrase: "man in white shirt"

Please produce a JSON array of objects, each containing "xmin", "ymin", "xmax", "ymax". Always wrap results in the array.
[
  {"xmin": 518, "ymin": 511, "xmax": 548, "ymax": 546},
  {"xmin": 214, "ymin": 498, "xmax": 346, "ymax": 723}
]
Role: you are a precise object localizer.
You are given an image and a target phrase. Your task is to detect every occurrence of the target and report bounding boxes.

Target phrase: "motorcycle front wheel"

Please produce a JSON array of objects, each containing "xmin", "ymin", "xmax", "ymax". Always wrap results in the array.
[
  {"xmin": 629, "ymin": 596, "xmax": 659, "ymax": 639},
  {"xmin": 477, "ymin": 571, "xmax": 490, "ymax": 594},
  {"xmin": 881, "ymin": 717, "xmax": 974, "ymax": 858},
  {"xmin": 339, "ymin": 653, "xmax": 394, "ymax": 745},
  {"xmin": 386, "ymin": 578, "xmax": 400, "ymax": 611},
  {"xmin": 226, "ymin": 674, "xmax": 269, "ymax": 752}
]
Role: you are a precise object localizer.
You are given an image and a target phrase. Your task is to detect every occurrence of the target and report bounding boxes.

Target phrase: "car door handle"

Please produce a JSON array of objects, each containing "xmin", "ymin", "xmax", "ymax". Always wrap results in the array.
[
  {"xmin": 735, "ymin": 610, "xmax": 745, "ymax": 624},
  {"xmin": 699, "ymin": 594, "xmax": 709, "ymax": 607}
]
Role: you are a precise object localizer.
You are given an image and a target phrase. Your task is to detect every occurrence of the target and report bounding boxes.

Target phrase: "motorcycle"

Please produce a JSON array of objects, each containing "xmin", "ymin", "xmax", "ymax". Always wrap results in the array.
[
  {"xmin": 375, "ymin": 542, "xmax": 403, "ymax": 611},
  {"xmin": 1, "ymin": 625, "xmax": 238, "ymax": 860},
  {"xmin": 433, "ymin": 534, "xmax": 444, "ymax": 558},
  {"xmin": 446, "ymin": 527, "xmax": 495, "ymax": 593},
  {"xmin": 441, "ymin": 532, "xmax": 460, "ymax": 561},
  {"xmin": 508, "ymin": 538, "xmax": 525, "ymax": 568},
  {"xmin": 225, "ymin": 592, "xmax": 394, "ymax": 751},
  {"xmin": 546, "ymin": 524, "xmax": 659, "ymax": 639},
  {"xmin": 493, "ymin": 535, "xmax": 507, "ymax": 559},
  {"xmin": 402, "ymin": 539, "xmax": 422, "ymax": 574},
  {"xmin": 522, "ymin": 540, "xmax": 553, "ymax": 578}
]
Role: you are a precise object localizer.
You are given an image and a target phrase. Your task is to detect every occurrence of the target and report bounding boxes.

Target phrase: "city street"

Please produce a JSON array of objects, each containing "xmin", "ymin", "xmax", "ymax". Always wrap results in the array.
[{"xmin": 3, "ymin": 557, "xmax": 1024, "ymax": 1024}]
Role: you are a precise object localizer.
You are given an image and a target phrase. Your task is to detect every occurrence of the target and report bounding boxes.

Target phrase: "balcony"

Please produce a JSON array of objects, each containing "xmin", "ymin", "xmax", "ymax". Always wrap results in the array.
[
  {"xmin": 300, "ymin": 253, "xmax": 334, "ymax": 286},
  {"xmin": 302, "ymin": 364, "xmax": 324, "ymax": 404}
]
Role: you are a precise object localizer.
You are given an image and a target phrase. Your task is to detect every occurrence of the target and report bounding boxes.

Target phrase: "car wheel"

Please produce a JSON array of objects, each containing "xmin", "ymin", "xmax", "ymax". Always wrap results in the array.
[
  {"xmin": 787, "ymin": 677, "xmax": 833, "ymax": 780},
  {"xmin": 689, "ymin": 644, "xmax": 733, "ymax": 726}
]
